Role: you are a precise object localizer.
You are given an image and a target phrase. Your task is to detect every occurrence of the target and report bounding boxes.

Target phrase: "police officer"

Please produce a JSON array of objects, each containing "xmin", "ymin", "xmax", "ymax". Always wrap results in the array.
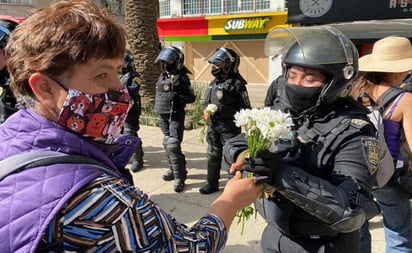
[
  {"xmin": 264, "ymin": 75, "xmax": 284, "ymax": 107},
  {"xmin": 0, "ymin": 19, "xmax": 18, "ymax": 124},
  {"xmin": 224, "ymin": 26, "xmax": 380, "ymax": 252},
  {"xmin": 120, "ymin": 49, "xmax": 144, "ymax": 172},
  {"xmin": 199, "ymin": 47, "xmax": 251, "ymax": 194},
  {"xmin": 154, "ymin": 46, "xmax": 195, "ymax": 193}
]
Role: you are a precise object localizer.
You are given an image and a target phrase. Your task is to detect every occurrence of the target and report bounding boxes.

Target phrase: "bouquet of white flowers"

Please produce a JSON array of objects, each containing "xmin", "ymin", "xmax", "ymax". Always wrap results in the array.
[
  {"xmin": 198, "ymin": 104, "xmax": 218, "ymax": 144},
  {"xmin": 233, "ymin": 107, "xmax": 294, "ymax": 235}
]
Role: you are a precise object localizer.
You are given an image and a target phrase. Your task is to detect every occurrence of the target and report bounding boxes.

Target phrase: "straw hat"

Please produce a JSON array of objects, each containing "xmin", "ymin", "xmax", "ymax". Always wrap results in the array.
[{"xmin": 359, "ymin": 36, "xmax": 412, "ymax": 73}]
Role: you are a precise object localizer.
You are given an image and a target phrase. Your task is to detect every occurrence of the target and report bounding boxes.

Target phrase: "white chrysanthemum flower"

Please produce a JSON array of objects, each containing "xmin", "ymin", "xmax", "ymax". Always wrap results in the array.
[
  {"xmin": 234, "ymin": 109, "xmax": 251, "ymax": 127},
  {"xmin": 235, "ymin": 107, "xmax": 293, "ymax": 145},
  {"xmin": 206, "ymin": 104, "xmax": 218, "ymax": 114}
]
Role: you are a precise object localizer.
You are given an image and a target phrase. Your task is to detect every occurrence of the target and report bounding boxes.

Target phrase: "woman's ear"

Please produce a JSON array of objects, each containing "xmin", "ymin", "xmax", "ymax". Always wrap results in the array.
[
  {"xmin": 28, "ymin": 72, "xmax": 65, "ymax": 119},
  {"xmin": 29, "ymin": 73, "xmax": 56, "ymax": 102}
]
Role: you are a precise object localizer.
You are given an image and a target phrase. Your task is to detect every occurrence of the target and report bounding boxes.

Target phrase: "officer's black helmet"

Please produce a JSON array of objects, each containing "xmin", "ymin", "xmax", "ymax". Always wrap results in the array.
[
  {"xmin": 0, "ymin": 26, "xmax": 10, "ymax": 50},
  {"xmin": 123, "ymin": 49, "xmax": 135, "ymax": 70},
  {"xmin": 155, "ymin": 46, "xmax": 184, "ymax": 70},
  {"xmin": 0, "ymin": 18, "xmax": 18, "ymax": 50},
  {"xmin": 0, "ymin": 19, "xmax": 18, "ymax": 33},
  {"xmin": 208, "ymin": 47, "xmax": 240, "ymax": 74},
  {"xmin": 265, "ymin": 26, "xmax": 359, "ymax": 106}
]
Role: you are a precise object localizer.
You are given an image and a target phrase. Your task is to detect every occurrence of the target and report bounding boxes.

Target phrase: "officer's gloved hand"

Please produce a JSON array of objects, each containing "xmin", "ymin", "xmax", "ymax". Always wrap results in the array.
[{"xmin": 242, "ymin": 150, "xmax": 286, "ymax": 186}]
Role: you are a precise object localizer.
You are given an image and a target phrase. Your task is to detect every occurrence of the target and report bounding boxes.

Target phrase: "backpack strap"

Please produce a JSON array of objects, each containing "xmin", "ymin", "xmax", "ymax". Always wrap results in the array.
[
  {"xmin": 0, "ymin": 150, "xmax": 122, "ymax": 181},
  {"xmin": 377, "ymin": 87, "xmax": 404, "ymax": 111}
]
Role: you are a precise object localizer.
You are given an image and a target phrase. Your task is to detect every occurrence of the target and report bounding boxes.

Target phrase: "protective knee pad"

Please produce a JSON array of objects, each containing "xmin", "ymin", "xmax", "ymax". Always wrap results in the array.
[
  {"xmin": 166, "ymin": 137, "xmax": 186, "ymax": 180},
  {"xmin": 166, "ymin": 137, "xmax": 182, "ymax": 154},
  {"xmin": 162, "ymin": 136, "xmax": 169, "ymax": 150},
  {"xmin": 207, "ymin": 149, "xmax": 222, "ymax": 164}
]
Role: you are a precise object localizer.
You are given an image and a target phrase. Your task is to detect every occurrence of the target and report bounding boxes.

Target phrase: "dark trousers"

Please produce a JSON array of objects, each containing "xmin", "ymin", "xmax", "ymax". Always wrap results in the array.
[
  {"xmin": 205, "ymin": 123, "xmax": 240, "ymax": 185},
  {"xmin": 159, "ymin": 113, "xmax": 187, "ymax": 181},
  {"xmin": 159, "ymin": 113, "xmax": 185, "ymax": 141}
]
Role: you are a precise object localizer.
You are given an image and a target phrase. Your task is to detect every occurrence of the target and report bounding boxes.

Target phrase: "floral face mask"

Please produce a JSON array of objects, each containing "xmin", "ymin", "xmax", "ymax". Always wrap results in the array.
[{"xmin": 56, "ymin": 86, "xmax": 131, "ymax": 144}]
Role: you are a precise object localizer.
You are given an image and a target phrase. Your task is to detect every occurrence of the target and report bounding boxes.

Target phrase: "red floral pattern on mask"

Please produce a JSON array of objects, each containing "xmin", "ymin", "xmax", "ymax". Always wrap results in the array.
[{"xmin": 57, "ymin": 86, "xmax": 131, "ymax": 144}]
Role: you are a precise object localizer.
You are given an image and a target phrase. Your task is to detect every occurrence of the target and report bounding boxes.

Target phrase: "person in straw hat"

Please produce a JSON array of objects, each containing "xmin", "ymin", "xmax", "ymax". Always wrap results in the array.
[{"xmin": 351, "ymin": 36, "xmax": 412, "ymax": 253}]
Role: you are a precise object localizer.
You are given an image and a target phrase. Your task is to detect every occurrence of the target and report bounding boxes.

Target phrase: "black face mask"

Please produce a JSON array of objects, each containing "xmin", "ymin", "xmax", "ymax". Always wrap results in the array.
[
  {"xmin": 211, "ymin": 65, "xmax": 223, "ymax": 79},
  {"xmin": 284, "ymin": 82, "xmax": 322, "ymax": 113},
  {"xmin": 164, "ymin": 62, "xmax": 175, "ymax": 73},
  {"xmin": 121, "ymin": 67, "xmax": 129, "ymax": 75}
]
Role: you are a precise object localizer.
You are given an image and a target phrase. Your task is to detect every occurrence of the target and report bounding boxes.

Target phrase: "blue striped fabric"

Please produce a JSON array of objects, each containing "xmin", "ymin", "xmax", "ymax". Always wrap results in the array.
[{"xmin": 37, "ymin": 174, "xmax": 228, "ymax": 252}]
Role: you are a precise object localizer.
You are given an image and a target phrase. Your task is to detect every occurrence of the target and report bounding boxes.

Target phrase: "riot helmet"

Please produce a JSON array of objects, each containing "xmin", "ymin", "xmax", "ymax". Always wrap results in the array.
[
  {"xmin": 0, "ymin": 19, "xmax": 18, "ymax": 33},
  {"xmin": 0, "ymin": 18, "xmax": 18, "ymax": 50},
  {"xmin": 122, "ymin": 49, "xmax": 135, "ymax": 74},
  {"xmin": 156, "ymin": 46, "xmax": 184, "ymax": 74},
  {"xmin": 264, "ymin": 26, "xmax": 358, "ymax": 108},
  {"xmin": 208, "ymin": 47, "xmax": 240, "ymax": 78},
  {"xmin": 0, "ymin": 26, "xmax": 10, "ymax": 50}
]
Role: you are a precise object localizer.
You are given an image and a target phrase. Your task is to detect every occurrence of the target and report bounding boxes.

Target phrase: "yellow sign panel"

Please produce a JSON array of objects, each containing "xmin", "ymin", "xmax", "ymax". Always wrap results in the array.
[
  {"xmin": 208, "ymin": 11, "xmax": 287, "ymax": 35},
  {"xmin": 224, "ymin": 17, "xmax": 271, "ymax": 31}
]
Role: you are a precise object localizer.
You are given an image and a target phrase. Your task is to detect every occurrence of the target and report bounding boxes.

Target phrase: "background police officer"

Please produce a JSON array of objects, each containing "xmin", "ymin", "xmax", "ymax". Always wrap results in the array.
[
  {"xmin": 0, "ymin": 18, "xmax": 19, "ymax": 124},
  {"xmin": 120, "ymin": 49, "xmax": 144, "ymax": 172},
  {"xmin": 199, "ymin": 47, "xmax": 251, "ymax": 194},
  {"xmin": 154, "ymin": 46, "xmax": 195, "ymax": 193},
  {"xmin": 224, "ymin": 26, "xmax": 380, "ymax": 252}
]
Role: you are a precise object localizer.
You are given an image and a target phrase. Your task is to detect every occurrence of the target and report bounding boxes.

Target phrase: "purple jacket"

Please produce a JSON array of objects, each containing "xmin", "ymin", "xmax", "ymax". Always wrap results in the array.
[{"xmin": 0, "ymin": 109, "xmax": 138, "ymax": 253}]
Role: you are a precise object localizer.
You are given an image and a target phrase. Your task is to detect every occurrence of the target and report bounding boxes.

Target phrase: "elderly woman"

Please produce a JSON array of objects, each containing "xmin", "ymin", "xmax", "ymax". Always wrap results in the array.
[{"xmin": 0, "ymin": 1, "xmax": 262, "ymax": 252}]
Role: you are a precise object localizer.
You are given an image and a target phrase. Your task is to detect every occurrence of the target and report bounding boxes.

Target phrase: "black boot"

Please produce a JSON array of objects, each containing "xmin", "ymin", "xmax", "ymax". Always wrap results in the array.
[
  {"xmin": 199, "ymin": 152, "xmax": 221, "ymax": 194},
  {"xmin": 123, "ymin": 128, "xmax": 144, "ymax": 172},
  {"xmin": 162, "ymin": 169, "xmax": 174, "ymax": 181},
  {"xmin": 171, "ymin": 154, "xmax": 187, "ymax": 193},
  {"xmin": 199, "ymin": 183, "xmax": 219, "ymax": 194},
  {"xmin": 129, "ymin": 145, "xmax": 144, "ymax": 172},
  {"xmin": 129, "ymin": 160, "xmax": 143, "ymax": 172},
  {"xmin": 174, "ymin": 178, "xmax": 185, "ymax": 193},
  {"xmin": 166, "ymin": 137, "xmax": 187, "ymax": 193}
]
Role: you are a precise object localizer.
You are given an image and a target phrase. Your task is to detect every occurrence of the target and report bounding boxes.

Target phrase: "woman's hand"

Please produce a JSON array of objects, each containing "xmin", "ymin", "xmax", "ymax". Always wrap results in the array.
[
  {"xmin": 223, "ymin": 171, "xmax": 263, "ymax": 208},
  {"xmin": 208, "ymin": 171, "xmax": 262, "ymax": 229},
  {"xmin": 203, "ymin": 109, "xmax": 211, "ymax": 121},
  {"xmin": 230, "ymin": 150, "xmax": 249, "ymax": 174}
]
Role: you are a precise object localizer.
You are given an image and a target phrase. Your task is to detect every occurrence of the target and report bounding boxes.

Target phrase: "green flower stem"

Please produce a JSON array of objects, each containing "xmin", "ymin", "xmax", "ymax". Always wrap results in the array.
[
  {"xmin": 198, "ymin": 124, "xmax": 208, "ymax": 144},
  {"xmin": 236, "ymin": 204, "xmax": 255, "ymax": 236},
  {"xmin": 236, "ymin": 128, "xmax": 271, "ymax": 235}
]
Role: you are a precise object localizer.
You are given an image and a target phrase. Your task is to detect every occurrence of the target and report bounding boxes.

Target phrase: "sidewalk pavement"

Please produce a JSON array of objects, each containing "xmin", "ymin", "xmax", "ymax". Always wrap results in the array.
[{"xmin": 132, "ymin": 125, "xmax": 386, "ymax": 253}]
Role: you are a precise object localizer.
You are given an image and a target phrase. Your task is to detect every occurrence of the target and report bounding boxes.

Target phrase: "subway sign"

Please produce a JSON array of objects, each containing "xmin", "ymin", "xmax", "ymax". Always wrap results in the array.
[{"xmin": 224, "ymin": 17, "xmax": 271, "ymax": 31}]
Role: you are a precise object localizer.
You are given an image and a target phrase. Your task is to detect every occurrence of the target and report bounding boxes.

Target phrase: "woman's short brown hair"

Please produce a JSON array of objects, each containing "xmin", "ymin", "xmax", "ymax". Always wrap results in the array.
[{"xmin": 5, "ymin": 0, "xmax": 126, "ymax": 99}]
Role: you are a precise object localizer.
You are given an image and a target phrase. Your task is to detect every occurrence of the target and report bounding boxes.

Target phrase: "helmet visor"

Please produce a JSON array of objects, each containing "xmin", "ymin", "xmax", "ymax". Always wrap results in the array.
[
  {"xmin": 155, "ymin": 47, "xmax": 178, "ymax": 63},
  {"xmin": 208, "ymin": 47, "xmax": 235, "ymax": 64},
  {"xmin": 264, "ymin": 26, "xmax": 355, "ymax": 65},
  {"xmin": 0, "ymin": 26, "xmax": 10, "ymax": 49}
]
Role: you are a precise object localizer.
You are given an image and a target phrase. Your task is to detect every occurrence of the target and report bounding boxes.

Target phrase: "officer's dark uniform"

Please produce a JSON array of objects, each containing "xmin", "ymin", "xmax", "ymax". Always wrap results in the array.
[
  {"xmin": 120, "ymin": 50, "xmax": 144, "ymax": 172},
  {"xmin": 199, "ymin": 47, "xmax": 251, "ymax": 194},
  {"xmin": 224, "ymin": 27, "xmax": 380, "ymax": 252},
  {"xmin": 264, "ymin": 75, "xmax": 284, "ymax": 107},
  {"xmin": 154, "ymin": 46, "xmax": 195, "ymax": 193}
]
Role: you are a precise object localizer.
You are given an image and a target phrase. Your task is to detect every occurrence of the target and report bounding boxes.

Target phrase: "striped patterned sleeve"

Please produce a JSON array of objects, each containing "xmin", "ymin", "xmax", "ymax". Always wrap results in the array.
[{"xmin": 37, "ymin": 174, "xmax": 228, "ymax": 252}]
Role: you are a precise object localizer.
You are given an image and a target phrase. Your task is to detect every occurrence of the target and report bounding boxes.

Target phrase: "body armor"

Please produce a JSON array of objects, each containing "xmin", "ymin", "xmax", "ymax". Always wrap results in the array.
[{"xmin": 206, "ymin": 78, "xmax": 250, "ymax": 124}]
